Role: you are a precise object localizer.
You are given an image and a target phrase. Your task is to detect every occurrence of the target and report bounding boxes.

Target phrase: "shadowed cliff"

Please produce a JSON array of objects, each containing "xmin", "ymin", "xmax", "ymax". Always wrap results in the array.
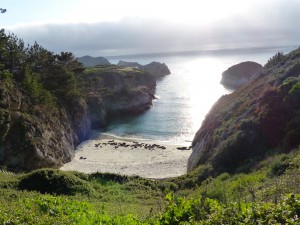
[{"xmin": 189, "ymin": 49, "xmax": 300, "ymax": 172}]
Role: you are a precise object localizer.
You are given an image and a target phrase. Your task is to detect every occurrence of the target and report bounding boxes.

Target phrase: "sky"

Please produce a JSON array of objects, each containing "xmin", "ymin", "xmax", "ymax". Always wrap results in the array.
[{"xmin": 1, "ymin": 0, "xmax": 300, "ymax": 57}]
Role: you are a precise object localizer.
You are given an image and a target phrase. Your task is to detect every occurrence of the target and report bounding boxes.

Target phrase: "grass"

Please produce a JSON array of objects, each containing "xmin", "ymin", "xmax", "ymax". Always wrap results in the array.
[
  {"xmin": 84, "ymin": 65, "xmax": 144, "ymax": 75},
  {"xmin": 1, "ymin": 147, "xmax": 300, "ymax": 223}
]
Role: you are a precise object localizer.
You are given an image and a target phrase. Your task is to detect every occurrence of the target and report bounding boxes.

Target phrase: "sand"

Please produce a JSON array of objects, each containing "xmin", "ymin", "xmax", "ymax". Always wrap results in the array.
[{"xmin": 61, "ymin": 133, "xmax": 192, "ymax": 179}]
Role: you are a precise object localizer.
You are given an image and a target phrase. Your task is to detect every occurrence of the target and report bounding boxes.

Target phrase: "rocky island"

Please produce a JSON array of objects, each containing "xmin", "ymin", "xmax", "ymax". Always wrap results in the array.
[{"xmin": 220, "ymin": 61, "xmax": 262, "ymax": 89}]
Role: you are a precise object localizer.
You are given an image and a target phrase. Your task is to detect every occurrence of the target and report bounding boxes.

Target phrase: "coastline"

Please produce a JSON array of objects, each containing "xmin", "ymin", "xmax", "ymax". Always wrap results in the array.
[{"xmin": 61, "ymin": 133, "xmax": 192, "ymax": 179}]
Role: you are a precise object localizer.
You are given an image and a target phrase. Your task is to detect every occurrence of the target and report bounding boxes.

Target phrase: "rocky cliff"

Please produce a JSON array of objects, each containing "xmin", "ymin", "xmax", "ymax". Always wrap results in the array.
[
  {"xmin": 0, "ymin": 65, "xmax": 158, "ymax": 171},
  {"xmin": 0, "ymin": 81, "xmax": 74, "ymax": 170},
  {"xmin": 220, "ymin": 61, "xmax": 262, "ymax": 89},
  {"xmin": 188, "ymin": 49, "xmax": 300, "ymax": 173},
  {"xmin": 0, "ymin": 30, "xmax": 165, "ymax": 171}
]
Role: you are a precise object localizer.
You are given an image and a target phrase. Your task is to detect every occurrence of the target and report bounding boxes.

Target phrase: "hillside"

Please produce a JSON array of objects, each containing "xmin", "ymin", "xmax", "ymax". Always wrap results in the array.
[{"xmin": 189, "ymin": 49, "xmax": 300, "ymax": 173}]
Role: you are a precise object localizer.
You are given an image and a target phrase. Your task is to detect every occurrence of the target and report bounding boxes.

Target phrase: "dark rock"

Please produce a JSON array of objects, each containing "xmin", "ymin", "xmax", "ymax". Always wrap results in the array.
[
  {"xmin": 220, "ymin": 61, "xmax": 262, "ymax": 90},
  {"xmin": 0, "ymin": 83, "xmax": 74, "ymax": 171},
  {"xmin": 139, "ymin": 62, "xmax": 171, "ymax": 78}
]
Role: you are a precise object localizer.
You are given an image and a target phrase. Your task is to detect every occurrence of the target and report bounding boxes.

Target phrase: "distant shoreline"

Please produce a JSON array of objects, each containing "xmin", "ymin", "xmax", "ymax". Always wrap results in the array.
[{"xmin": 61, "ymin": 133, "xmax": 192, "ymax": 179}]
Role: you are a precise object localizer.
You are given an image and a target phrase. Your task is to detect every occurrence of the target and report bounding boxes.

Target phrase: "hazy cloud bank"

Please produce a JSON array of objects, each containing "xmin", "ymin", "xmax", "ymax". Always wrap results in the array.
[{"xmin": 4, "ymin": 0, "xmax": 300, "ymax": 57}]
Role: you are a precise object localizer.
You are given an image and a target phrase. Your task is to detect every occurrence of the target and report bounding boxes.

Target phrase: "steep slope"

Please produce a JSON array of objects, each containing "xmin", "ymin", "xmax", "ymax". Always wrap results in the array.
[
  {"xmin": 0, "ymin": 80, "xmax": 74, "ymax": 170},
  {"xmin": 188, "ymin": 49, "xmax": 300, "ymax": 172}
]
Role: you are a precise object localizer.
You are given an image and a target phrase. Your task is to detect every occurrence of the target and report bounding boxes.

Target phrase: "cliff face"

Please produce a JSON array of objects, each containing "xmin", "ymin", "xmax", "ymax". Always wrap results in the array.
[
  {"xmin": 80, "ymin": 65, "xmax": 156, "ymax": 115},
  {"xmin": 188, "ymin": 49, "xmax": 300, "ymax": 172},
  {"xmin": 0, "ymin": 82, "xmax": 74, "ymax": 170},
  {"xmin": 220, "ymin": 61, "xmax": 262, "ymax": 89}
]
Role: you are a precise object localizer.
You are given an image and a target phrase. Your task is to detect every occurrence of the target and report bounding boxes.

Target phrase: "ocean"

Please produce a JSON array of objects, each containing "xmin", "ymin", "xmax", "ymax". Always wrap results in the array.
[{"xmin": 101, "ymin": 47, "xmax": 294, "ymax": 145}]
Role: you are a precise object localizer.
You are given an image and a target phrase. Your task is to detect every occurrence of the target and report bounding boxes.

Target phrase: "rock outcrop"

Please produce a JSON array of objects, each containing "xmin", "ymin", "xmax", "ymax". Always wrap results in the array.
[
  {"xmin": 139, "ymin": 62, "xmax": 171, "ymax": 78},
  {"xmin": 81, "ymin": 65, "xmax": 156, "ymax": 118},
  {"xmin": 117, "ymin": 60, "xmax": 171, "ymax": 78},
  {"xmin": 221, "ymin": 61, "xmax": 262, "ymax": 89},
  {"xmin": 188, "ymin": 49, "xmax": 300, "ymax": 173},
  {"xmin": 0, "ymin": 82, "xmax": 74, "ymax": 170},
  {"xmin": 77, "ymin": 56, "xmax": 111, "ymax": 67}
]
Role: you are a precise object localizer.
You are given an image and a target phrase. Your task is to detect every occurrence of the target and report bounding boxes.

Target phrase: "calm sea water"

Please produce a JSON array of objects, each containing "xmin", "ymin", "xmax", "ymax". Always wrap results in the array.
[{"xmin": 103, "ymin": 47, "xmax": 293, "ymax": 145}]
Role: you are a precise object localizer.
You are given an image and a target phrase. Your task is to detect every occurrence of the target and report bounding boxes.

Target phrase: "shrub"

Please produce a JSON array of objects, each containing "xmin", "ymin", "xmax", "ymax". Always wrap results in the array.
[
  {"xmin": 269, "ymin": 154, "xmax": 291, "ymax": 177},
  {"xmin": 18, "ymin": 169, "xmax": 94, "ymax": 195}
]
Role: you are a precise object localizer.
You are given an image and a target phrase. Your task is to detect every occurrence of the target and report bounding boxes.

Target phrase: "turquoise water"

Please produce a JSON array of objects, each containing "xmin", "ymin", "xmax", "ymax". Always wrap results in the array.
[{"xmin": 104, "ymin": 47, "xmax": 293, "ymax": 144}]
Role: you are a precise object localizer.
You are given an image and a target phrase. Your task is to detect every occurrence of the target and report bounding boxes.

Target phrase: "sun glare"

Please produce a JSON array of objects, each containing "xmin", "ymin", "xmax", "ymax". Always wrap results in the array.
[{"xmin": 184, "ymin": 57, "xmax": 231, "ymax": 133}]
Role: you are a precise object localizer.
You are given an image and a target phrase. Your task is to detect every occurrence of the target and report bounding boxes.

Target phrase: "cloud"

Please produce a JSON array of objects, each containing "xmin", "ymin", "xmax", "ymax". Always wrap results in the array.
[{"xmin": 4, "ymin": 0, "xmax": 300, "ymax": 57}]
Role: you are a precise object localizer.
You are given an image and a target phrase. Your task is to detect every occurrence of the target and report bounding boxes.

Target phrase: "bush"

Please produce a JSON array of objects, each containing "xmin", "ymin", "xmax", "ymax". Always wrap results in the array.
[
  {"xmin": 269, "ymin": 154, "xmax": 291, "ymax": 177},
  {"xmin": 18, "ymin": 169, "xmax": 94, "ymax": 195}
]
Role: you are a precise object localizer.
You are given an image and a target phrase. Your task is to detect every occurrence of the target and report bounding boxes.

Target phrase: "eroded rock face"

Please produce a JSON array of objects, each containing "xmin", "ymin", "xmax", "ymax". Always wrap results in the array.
[
  {"xmin": 188, "ymin": 48, "xmax": 300, "ymax": 173},
  {"xmin": 221, "ymin": 61, "xmax": 262, "ymax": 89},
  {"xmin": 0, "ymin": 82, "xmax": 74, "ymax": 170}
]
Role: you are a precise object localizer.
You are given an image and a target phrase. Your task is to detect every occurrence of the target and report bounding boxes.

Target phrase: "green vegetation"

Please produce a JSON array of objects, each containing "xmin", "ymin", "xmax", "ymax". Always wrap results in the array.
[
  {"xmin": 2, "ymin": 29, "xmax": 300, "ymax": 223},
  {"xmin": 1, "ymin": 147, "xmax": 300, "ymax": 224},
  {"xmin": 0, "ymin": 29, "xmax": 84, "ymax": 106}
]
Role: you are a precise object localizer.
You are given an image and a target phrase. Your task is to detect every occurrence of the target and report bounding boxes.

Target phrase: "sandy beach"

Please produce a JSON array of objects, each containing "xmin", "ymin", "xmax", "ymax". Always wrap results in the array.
[{"xmin": 61, "ymin": 133, "xmax": 192, "ymax": 179}]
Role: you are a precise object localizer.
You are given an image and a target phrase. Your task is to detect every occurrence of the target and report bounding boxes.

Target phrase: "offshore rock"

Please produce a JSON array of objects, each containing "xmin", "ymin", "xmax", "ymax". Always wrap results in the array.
[
  {"xmin": 139, "ymin": 61, "xmax": 171, "ymax": 78},
  {"xmin": 221, "ymin": 61, "xmax": 262, "ymax": 89}
]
